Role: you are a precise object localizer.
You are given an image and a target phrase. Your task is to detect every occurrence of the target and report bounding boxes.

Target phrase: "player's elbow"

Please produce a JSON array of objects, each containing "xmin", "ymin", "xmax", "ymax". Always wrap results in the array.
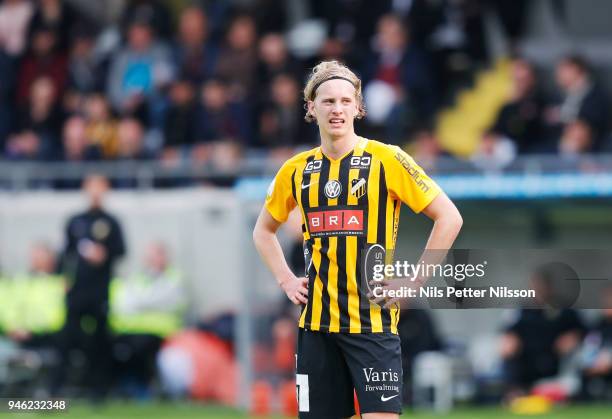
[
  {"xmin": 252, "ymin": 222, "xmax": 270, "ymax": 248},
  {"xmin": 252, "ymin": 225, "xmax": 262, "ymax": 246},
  {"xmin": 451, "ymin": 208, "xmax": 463, "ymax": 234},
  {"xmin": 253, "ymin": 209, "xmax": 282, "ymax": 247},
  {"xmin": 453, "ymin": 210, "xmax": 463, "ymax": 231},
  {"xmin": 441, "ymin": 206, "xmax": 462, "ymax": 237}
]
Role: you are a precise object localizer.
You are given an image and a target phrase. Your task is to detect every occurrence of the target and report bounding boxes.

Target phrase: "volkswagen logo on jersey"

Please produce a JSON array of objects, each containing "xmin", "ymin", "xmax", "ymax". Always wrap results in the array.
[{"xmin": 324, "ymin": 180, "xmax": 342, "ymax": 199}]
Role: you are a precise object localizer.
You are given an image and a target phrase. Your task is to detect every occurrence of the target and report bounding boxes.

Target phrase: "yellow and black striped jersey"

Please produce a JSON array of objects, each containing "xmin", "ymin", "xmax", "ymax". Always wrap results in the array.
[{"xmin": 265, "ymin": 137, "xmax": 441, "ymax": 334}]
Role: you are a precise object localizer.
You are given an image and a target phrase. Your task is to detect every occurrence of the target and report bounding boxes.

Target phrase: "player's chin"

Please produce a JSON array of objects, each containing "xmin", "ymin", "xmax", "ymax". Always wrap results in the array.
[{"xmin": 326, "ymin": 124, "xmax": 348, "ymax": 135}]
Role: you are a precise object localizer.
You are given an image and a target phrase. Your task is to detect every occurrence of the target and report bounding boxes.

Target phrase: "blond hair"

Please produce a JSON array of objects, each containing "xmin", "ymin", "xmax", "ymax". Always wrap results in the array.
[{"xmin": 303, "ymin": 60, "xmax": 366, "ymax": 122}]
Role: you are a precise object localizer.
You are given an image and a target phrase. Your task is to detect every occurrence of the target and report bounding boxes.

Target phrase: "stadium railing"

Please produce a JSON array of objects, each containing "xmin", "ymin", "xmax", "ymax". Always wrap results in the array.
[{"xmin": 2, "ymin": 154, "xmax": 612, "ymax": 196}]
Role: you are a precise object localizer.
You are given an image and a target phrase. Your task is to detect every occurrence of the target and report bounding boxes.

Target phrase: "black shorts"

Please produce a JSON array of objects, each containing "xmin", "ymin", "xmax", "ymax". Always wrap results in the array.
[{"xmin": 296, "ymin": 328, "xmax": 403, "ymax": 418}]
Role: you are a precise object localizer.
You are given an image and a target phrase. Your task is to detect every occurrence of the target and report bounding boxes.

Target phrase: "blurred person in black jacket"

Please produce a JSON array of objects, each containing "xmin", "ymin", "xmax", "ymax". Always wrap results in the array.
[
  {"xmin": 191, "ymin": 78, "xmax": 249, "ymax": 171},
  {"xmin": 545, "ymin": 55, "xmax": 610, "ymax": 154},
  {"xmin": 254, "ymin": 33, "xmax": 301, "ymax": 103},
  {"xmin": 119, "ymin": 0, "xmax": 173, "ymax": 42},
  {"xmin": 172, "ymin": 6, "xmax": 218, "ymax": 85},
  {"xmin": 486, "ymin": 58, "xmax": 546, "ymax": 154},
  {"xmin": 27, "ymin": 0, "xmax": 89, "ymax": 52},
  {"xmin": 161, "ymin": 79, "xmax": 197, "ymax": 163},
  {"xmin": 500, "ymin": 270, "xmax": 585, "ymax": 398},
  {"xmin": 16, "ymin": 25, "xmax": 67, "ymax": 107},
  {"xmin": 51, "ymin": 174, "xmax": 126, "ymax": 397},
  {"xmin": 473, "ymin": 58, "xmax": 546, "ymax": 170},
  {"xmin": 214, "ymin": 14, "xmax": 258, "ymax": 102},
  {"xmin": 501, "ymin": 309, "xmax": 584, "ymax": 393},
  {"xmin": 7, "ymin": 76, "xmax": 64, "ymax": 161},
  {"xmin": 65, "ymin": 26, "xmax": 108, "ymax": 108},
  {"xmin": 310, "ymin": 0, "xmax": 390, "ymax": 58},
  {"xmin": 0, "ymin": 49, "xmax": 16, "ymax": 149},
  {"xmin": 361, "ymin": 14, "xmax": 437, "ymax": 143},
  {"xmin": 256, "ymin": 73, "xmax": 316, "ymax": 158}
]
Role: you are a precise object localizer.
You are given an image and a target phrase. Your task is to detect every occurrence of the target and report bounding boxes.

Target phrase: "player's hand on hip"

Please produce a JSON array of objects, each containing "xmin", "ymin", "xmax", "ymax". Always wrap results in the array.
[{"xmin": 281, "ymin": 275, "xmax": 309, "ymax": 305}]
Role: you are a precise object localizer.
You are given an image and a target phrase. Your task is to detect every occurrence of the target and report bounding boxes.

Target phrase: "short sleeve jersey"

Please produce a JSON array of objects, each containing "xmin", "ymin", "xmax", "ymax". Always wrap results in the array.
[{"xmin": 265, "ymin": 137, "xmax": 441, "ymax": 333}]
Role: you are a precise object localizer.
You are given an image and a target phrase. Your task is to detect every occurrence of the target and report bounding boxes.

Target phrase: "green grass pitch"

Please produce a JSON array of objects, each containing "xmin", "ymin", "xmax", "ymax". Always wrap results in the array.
[{"xmin": 0, "ymin": 402, "xmax": 610, "ymax": 418}]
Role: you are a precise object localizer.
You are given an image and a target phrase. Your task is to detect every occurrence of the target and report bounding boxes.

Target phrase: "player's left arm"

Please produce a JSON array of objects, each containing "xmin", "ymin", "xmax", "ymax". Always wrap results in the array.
[
  {"xmin": 381, "ymin": 147, "xmax": 462, "ymax": 297},
  {"xmin": 411, "ymin": 183, "xmax": 462, "ymax": 288},
  {"xmin": 379, "ymin": 192, "xmax": 461, "ymax": 304},
  {"xmin": 421, "ymin": 192, "xmax": 463, "ymax": 251},
  {"xmin": 384, "ymin": 145, "xmax": 462, "ymax": 250}
]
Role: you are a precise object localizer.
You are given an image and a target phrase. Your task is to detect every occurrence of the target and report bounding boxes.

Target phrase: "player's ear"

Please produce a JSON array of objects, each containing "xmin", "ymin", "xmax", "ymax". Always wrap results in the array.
[
  {"xmin": 307, "ymin": 100, "xmax": 316, "ymax": 119},
  {"xmin": 355, "ymin": 91, "xmax": 367, "ymax": 119}
]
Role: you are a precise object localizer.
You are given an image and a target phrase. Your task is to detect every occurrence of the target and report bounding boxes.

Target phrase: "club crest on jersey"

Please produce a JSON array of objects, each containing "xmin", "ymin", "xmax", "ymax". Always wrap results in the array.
[
  {"xmin": 351, "ymin": 178, "xmax": 367, "ymax": 199},
  {"xmin": 324, "ymin": 180, "xmax": 342, "ymax": 199}
]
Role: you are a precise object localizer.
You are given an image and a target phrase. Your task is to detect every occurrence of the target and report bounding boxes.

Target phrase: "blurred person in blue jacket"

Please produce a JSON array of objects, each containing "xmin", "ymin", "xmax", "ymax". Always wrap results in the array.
[{"xmin": 106, "ymin": 13, "xmax": 174, "ymax": 126}]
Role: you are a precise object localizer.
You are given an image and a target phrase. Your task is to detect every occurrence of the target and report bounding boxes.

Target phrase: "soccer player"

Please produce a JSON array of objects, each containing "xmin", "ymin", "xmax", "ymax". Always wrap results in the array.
[{"xmin": 253, "ymin": 61, "xmax": 462, "ymax": 418}]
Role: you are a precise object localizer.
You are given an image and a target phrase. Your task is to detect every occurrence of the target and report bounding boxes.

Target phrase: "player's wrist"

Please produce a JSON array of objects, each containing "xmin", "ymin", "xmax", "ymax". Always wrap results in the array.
[
  {"xmin": 277, "ymin": 272, "xmax": 296, "ymax": 288},
  {"xmin": 411, "ymin": 275, "xmax": 427, "ymax": 287}
]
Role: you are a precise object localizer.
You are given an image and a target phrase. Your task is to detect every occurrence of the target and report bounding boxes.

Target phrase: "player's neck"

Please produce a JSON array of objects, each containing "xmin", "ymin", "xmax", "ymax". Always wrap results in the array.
[{"xmin": 319, "ymin": 131, "xmax": 359, "ymax": 160}]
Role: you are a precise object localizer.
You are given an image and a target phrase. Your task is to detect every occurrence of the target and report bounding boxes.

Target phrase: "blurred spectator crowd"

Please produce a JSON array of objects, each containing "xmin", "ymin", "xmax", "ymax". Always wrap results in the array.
[
  {"xmin": 472, "ymin": 55, "xmax": 611, "ymax": 171},
  {"xmin": 0, "ymin": 0, "xmax": 610, "ymax": 183}
]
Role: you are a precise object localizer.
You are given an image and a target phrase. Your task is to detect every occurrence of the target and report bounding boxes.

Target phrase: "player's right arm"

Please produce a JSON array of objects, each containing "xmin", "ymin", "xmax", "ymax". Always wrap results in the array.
[
  {"xmin": 253, "ymin": 208, "xmax": 308, "ymax": 305},
  {"xmin": 253, "ymin": 160, "xmax": 308, "ymax": 305}
]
